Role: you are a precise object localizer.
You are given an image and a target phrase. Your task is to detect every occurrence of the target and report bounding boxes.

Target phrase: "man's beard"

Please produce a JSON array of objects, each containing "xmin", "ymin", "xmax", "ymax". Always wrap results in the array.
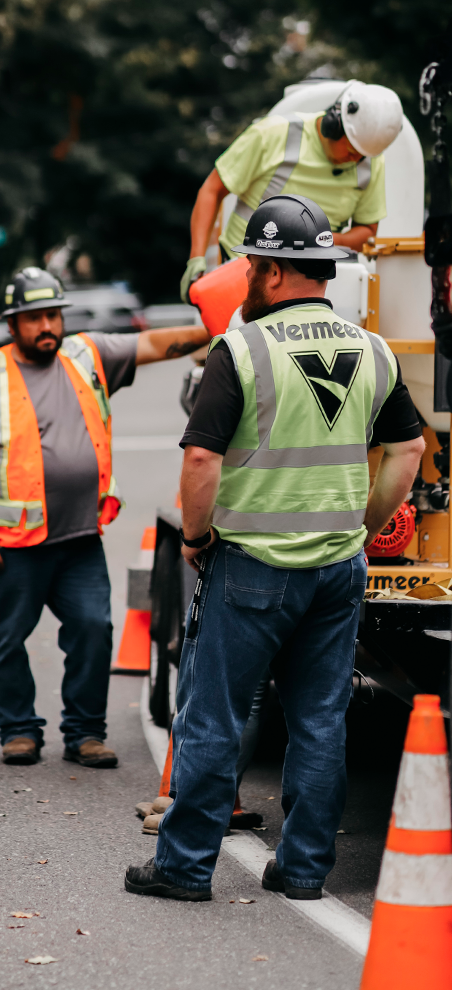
[
  {"xmin": 15, "ymin": 332, "xmax": 62, "ymax": 365},
  {"xmin": 241, "ymin": 261, "xmax": 272, "ymax": 324}
]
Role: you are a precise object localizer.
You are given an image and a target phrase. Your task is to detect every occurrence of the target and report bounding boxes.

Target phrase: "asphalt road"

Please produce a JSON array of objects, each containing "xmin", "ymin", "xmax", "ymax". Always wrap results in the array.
[{"xmin": 0, "ymin": 355, "xmax": 411, "ymax": 989}]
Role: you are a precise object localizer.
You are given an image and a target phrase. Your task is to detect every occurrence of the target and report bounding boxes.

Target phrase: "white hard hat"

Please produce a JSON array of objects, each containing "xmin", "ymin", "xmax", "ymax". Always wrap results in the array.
[{"xmin": 340, "ymin": 81, "xmax": 403, "ymax": 158}]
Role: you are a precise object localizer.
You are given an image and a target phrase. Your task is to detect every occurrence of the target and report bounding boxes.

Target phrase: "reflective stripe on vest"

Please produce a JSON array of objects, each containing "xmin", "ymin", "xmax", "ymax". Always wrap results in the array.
[
  {"xmin": 213, "ymin": 505, "xmax": 366, "ymax": 533},
  {"xmin": 60, "ymin": 335, "xmax": 111, "ymax": 426},
  {"xmin": 0, "ymin": 500, "xmax": 43, "ymax": 528},
  {"xmin": 234, "ymin": 116, "xmax": 305, "ymax": 224},
  {"xmin": 356, "ymin": 157, "xmax": 372, "ymax": 190},
  {"xmin": 0, "ymin": 335, "xmax": 120, "ymax": 547}
]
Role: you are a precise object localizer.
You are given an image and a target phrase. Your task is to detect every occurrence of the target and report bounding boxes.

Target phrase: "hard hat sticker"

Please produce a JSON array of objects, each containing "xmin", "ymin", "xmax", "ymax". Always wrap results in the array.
[
  {"xmin": 316, "ymin": 231, "xmax": 334, "ymax": 248},
  {"xmin": 256, "ymin": 239, "xmax": 283, "ymax": 249},
  {"xmin": 262, "ymin": 221, "xmax": 278, "ymax": 239}
]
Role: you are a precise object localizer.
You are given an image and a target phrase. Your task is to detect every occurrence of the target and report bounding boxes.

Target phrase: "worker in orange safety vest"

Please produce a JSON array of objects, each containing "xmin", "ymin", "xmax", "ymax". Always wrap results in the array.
[{"xmin": 0, "ymin": 267, "xmax": 208, "ymax": 769}]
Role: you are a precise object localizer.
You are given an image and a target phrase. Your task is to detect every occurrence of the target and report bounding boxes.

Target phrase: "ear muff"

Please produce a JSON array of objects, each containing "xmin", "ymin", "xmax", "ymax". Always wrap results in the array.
[{"xmin": 320, "ymin": 103, "xmax": 345, "ymax": 142}]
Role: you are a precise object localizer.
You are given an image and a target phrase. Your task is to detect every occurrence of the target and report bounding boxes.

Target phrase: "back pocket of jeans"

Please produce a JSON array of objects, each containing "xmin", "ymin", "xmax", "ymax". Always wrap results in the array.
[
  {"xmin": 346, "ymin": 550, "xmax": 367, "ymax": 606},
  {"xmin": 225, "ymin": 545, "xmax": 288, "ymax": 612}
]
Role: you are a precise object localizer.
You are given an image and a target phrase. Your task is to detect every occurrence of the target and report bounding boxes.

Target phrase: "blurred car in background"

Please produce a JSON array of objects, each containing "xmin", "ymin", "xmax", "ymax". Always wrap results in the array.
[
  {"xmin": 144, "ymin": 303, "xmax": 198, "ymax": 327},
  {"xmin": 0, "ymin": 283, "xmax": 199, "ymax": 345}
]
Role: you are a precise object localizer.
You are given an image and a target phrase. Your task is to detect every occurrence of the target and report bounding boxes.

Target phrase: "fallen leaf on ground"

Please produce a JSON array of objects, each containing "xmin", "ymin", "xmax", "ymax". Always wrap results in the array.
[
  {"xmin": 253, "ymin": 826, "xmax": 267, "ymax": 831},
  {"xmin": 337, "ymin": 830, "xmax": 350, "ymax": 834},
  {"xmin": 38, "ymin": 860, "xmax": 48, "ymax": 865},
  {"xmin": 63, "ymin": 811, "xmax": 77, "ymax": 815},
  {"xmin": 0, "ymin": 812, "xmax": 6, "ymax": 816},
  {"xmin": 14, "ymin": 788, "xmax": 32, "ymax": 793},
  {"xmin": 7, "ymin": 924, "xmax": 25, "ymax": 929},
  {"xmin": 11, "ymin": 912, "xmax": 33, "ymax": 919},
  {"xmin": 267, "ymin": 796, "xmax": 275, "ymax": 801},
  {"xmin": 129, "ymin": 702, "xmax": 139, "ymax": 707},
  {"xmin": 239, "ymin": 898, "xmax": 256, "ymax": 904},
  {"xmin": 252, "ymin": 955, "xmax": 269, "ymax": 962},
  {"xmin": 229, "ymin": 900, "xmax": 235, "ymax": 903},
  {"xmin": 25, "ymin": 956, "xmax": 58, "ymax": 965},
  {"xmin": 76, "ymin": 929, "xmax": 90, "ymax": 936},
  {"xmin": 37, "ymin": 800, "xmax": 49, "ymax": 804},
  {"xmin": 69, "ymin": 776, "xmax": 77, "ymax": 780}
]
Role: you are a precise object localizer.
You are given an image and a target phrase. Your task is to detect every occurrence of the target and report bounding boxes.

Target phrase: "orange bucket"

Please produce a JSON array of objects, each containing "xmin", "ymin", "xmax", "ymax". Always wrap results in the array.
[{"xmin": 189, "ymin": 257, "xmax": 249, "ymax": 337}]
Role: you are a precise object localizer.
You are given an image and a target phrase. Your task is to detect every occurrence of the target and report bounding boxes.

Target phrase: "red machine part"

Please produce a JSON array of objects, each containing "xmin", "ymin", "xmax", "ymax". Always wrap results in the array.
[{"xmin": 367, "ymin": 502, "xmax": 416, "ymax": 557}]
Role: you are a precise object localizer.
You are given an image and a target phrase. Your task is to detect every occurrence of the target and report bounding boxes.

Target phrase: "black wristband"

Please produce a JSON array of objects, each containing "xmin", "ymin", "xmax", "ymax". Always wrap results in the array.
[{"xmin": 179, "ymin": 528, "xmax": 211, "ymax": 549}]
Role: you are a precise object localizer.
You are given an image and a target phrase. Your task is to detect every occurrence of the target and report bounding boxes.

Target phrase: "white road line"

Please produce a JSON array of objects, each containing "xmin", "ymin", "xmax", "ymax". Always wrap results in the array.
[
  {"xmin": 113, "ymin": 435, "xmax": 181, "ymax": 452},
  {"xmin": 140, "ymin": 676, "xmax": 168, "ymax": 775},
  {"xmin": 139, "ymin": 677, "xmax": 371, "ymax": 957},
  {"xmin": 223, "ymin": 832, "xmax": 370, "ymax": 956}
]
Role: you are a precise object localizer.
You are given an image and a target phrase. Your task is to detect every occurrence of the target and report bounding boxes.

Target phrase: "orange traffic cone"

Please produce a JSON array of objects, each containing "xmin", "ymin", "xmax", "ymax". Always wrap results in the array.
[
  {"xmin": 360, "ymin": 694, "xmax": 452, "ymax": 990},
  {"xmin": 111, "ymin": 527, "xmax": 156, "ymax": 675}
]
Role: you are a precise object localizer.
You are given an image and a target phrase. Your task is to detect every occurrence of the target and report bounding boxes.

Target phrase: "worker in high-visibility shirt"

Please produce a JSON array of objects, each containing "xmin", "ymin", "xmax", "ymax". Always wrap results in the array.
[
  {"xmin": 126, "ymin": 194, "xmax": 424, "ymax": 901},
  {"xmin": 0, "ymin": 267, "xmax": 209, "ymax": 769},
  {"xmin": 180, "ymin": 80, "xmax": 403, "ymax": 302}
]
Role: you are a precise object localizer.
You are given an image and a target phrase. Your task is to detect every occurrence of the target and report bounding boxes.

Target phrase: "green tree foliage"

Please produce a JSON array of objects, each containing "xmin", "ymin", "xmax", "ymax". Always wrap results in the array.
[
  {"xmin": 0, "ymin": 1, "xmax": 448, "ymax": 300},
  {"xmin": 0, "ymin": 0, "xmax": 318, "ymax": 301}
]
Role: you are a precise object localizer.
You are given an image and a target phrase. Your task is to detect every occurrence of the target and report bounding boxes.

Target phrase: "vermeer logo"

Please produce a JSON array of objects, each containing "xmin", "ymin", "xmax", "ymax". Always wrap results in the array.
[
  {"xmin": 290, "ymin": 349, "xmax": 362, "ymax": 429},
  {"xmin": 315, "ymin": 231, "xmax": 334, "ymax": 247},
  {"xmin": 263, "ymin": 221, "xmax": 278, "ymax": 239}
]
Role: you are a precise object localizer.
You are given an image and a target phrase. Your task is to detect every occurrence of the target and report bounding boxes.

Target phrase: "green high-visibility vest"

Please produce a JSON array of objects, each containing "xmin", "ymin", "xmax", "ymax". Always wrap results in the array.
[{"xmin": 210, "ymin": 302, "xmax": 397, "ymax": 569}]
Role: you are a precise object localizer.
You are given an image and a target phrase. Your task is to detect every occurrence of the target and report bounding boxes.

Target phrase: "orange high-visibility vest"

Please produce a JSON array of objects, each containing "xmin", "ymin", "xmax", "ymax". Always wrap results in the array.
[{"xmin": 0, "ymin": 332, "xmax": 122, "ymax": 547}]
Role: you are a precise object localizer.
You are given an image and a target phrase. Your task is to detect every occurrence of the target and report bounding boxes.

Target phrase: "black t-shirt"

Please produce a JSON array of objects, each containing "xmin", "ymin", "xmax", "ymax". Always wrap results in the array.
[{"xmin": 180, "ymin": 299, "xmax": 422, "ymax": 454}]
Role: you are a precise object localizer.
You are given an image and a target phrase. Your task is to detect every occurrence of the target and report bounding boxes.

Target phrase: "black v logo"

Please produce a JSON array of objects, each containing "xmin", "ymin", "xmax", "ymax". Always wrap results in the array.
[{"xmin": 290, "ymin": 349, "xmax": 363, "ymax": 429}]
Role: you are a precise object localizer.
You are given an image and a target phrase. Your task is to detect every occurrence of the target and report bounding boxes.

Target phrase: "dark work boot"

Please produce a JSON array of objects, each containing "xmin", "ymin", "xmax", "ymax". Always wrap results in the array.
[
  {"xmin": 63, "ymin": 739, "xmax": 118, "ymax": 768},
  {"xmin": 125, "ymin": 858, "xmax": 212, "ymax": 901},
  {"xmin": 262, "ymin": 859, "xmax": 322, "ymax": 900},
  {"xmin": 229, "ymin": 811, "xmax": 264, "ymax": 830}
]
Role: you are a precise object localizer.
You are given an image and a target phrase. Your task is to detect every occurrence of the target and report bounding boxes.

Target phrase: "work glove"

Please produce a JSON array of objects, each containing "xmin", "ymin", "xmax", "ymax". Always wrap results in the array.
[{"xmin": 180, "ymin": 256, "xmax": 206, "ymax": 304}]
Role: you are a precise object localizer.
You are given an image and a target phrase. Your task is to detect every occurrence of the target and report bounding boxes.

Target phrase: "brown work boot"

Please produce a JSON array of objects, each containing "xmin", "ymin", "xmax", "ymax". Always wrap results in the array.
[
  {"xmin": 142, "ymin": 813, "xmax": 164, "ymax": 834},
  {"xmin": 136, "ymin": 802, "xmax": 154, "ymax": 819},
  {"xmin": 2, "ymin": 737, "xmax": 39, "ymax": 765},
  {"xmin": 63, "ymin": 739, "xmax": 118, "ymax": 768},
  {"xmin": 151, "ymin": 796, "xmax": 173, "ymax": 814},
  {"xmin": 136, "ymin": 796, "xmax": 173, "ymax": 819}
]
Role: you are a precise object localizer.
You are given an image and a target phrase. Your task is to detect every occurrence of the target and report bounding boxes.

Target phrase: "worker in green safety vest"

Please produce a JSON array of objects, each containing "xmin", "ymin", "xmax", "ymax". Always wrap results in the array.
[
  {"xmin": 126, "ymin": 194, "xmax": 424, "ymax": 902},
  {"xmin": 180, "ymin": 80, "xmax": 403, "ymax": 303}
]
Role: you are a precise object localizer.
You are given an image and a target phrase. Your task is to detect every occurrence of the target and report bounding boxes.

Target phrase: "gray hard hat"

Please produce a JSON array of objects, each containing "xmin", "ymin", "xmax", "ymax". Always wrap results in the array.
[
  {"xmin": 233, "ymin": 194, "xmax": 347, "ymax": 260},
  {"xmin": 2, "ymin": 267, "xmax": 72, "ymax": 317}
]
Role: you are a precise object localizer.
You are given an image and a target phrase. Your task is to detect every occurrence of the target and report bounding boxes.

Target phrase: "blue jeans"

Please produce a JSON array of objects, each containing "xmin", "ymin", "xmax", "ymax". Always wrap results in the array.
[
  {"xmin": 0, "ymin": 535, "xmax": 113, "ymax": 749},
  {"xmin": 155, "ymin": 539, "xmax": 367, "ymax": 891}
]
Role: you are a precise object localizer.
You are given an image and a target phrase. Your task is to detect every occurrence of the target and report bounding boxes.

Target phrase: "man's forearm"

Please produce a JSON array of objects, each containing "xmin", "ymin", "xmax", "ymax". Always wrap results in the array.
[
  {"xmin": 334, "ymin": 224, "xmax": 378, "ymax": 253},
  {"xmin": 136, "ymin": 326, "xmax": 209, "ymax": 365},
  {"xmin": 190, "ymin": 169, "xmax": 229, "ymax": 258},
  {"xmin": 364, "ymin": 440, "xmax": 425, "ymax": 547},
  {"xmin": 180, "ymin": 446, "xmax": 223, "ymax": 538}
]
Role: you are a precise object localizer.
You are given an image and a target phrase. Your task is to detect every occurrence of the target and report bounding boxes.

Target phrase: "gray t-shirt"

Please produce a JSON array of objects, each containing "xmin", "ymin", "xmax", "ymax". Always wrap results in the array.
[{"xmin": 17, "ymin": 332, "xmax": 139, "ymax": 544}]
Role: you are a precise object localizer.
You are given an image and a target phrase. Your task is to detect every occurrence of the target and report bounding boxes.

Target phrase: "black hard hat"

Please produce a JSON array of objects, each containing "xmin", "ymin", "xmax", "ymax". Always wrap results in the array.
[
  {"xmin": 233, "ymin": 195, "xmax": 347, "ymax": 260},
  {"xmin": 2, "ymin": 267, "xmax": 72, "ymax": 317}
]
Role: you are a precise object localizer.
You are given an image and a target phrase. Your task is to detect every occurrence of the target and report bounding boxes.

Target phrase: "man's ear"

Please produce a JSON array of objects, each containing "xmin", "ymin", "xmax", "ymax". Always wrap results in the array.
[
  {"xmin": 7, "ymin": 317, "xmax": 16, "ymax": 337},
  {"xmin": 269, "ymin": 261, "xmax": 283, "ymax": 284}
]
